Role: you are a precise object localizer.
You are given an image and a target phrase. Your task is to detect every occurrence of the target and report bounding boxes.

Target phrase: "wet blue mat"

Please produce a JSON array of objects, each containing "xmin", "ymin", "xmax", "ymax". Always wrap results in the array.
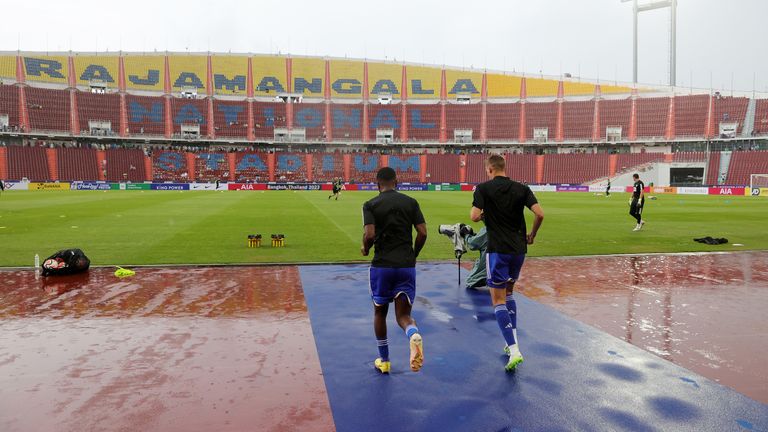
[{"xmin": 299, "ymin": 263, "xmax": 768, "ymax": 432}]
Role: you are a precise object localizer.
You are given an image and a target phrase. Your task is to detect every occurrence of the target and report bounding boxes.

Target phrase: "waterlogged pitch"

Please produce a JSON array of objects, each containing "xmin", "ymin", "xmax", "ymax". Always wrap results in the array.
[{"xmin": 1, "ymin": 190, "xmax": 766, "ymax": 267}]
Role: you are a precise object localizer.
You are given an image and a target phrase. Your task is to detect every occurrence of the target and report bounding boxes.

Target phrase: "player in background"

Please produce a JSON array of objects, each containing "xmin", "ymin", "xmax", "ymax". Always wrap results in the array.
[
  {"xmin": 630, "ymin": 173, "xmax": 645, "ymax": 231},
  {"xmin": 606, "ymin": 178, "xmax": 611, "ymax": 197},
  {"xmin": 362, "ymin": 167, "xmax": 428, "ymax": 374},
  {"xmin": 471, "ymin": 154, "xmax": 544, "ymax": 372},
  {"xmin": 329, "ymin": 178, "xmax": 343, "ymax": 200}
]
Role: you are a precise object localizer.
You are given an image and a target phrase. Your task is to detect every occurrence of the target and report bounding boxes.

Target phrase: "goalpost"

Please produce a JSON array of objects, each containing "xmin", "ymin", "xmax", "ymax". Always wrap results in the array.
[{"xmin": 749, "ymin": 174, "xmax": 768, "ymax": 196}]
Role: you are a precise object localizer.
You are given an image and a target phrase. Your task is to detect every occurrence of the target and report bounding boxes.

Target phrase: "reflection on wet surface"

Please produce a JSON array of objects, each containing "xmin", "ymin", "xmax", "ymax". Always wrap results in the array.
[
  {"xmin": 0, "ymin": 267, "xmax": 335, "ymax": 432},
  {"xmin": 510, "ymin": 251, "xmax": 768, "ymax": 404}
]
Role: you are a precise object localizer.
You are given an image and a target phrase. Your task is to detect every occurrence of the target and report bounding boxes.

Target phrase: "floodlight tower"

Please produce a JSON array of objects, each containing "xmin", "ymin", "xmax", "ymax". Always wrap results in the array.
[{"xmin": 622, "ymin": 0, "xmax": 677, "ymax": 86}]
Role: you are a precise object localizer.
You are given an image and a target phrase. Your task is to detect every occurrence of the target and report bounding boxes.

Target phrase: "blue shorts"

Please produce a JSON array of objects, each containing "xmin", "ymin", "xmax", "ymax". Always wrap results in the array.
[
  {"xmin": 486, "ymin": 253, "xmax": 526, "ymax": 289},
  {"xmin": 369, "ymin": 267, "xmax": 416, "ymax": 306}
]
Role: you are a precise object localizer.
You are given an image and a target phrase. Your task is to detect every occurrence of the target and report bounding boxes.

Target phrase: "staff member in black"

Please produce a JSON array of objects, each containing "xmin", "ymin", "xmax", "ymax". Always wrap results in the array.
[{"xmin": 630, "ymin": 173, "xmax": 646, "ymax": 231}]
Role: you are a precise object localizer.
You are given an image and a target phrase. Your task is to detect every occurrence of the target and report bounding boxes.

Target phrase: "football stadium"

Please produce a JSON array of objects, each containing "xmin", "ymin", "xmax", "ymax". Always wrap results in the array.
[{"xmin": 1, "ymin": 1, "xmax": 768, "ymax": 431}]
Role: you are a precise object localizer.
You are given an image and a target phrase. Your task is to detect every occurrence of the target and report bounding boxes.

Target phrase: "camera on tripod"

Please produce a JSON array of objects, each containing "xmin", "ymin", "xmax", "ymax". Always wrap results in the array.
[{"xmin": 438, "ymin": 223, "xmax": 475, "ymax": 259}]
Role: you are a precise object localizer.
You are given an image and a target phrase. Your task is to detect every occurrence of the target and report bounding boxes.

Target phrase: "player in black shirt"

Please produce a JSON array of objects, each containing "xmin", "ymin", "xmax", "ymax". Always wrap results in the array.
[
  {"xmin": 362, "ymin": 167, "xmax": 428, "ymax": 374},
  {"xmin": 630, "ymin": 173, "xmax": 645, "ymax": 231},
  {"xmin": 471, "ymin": 154, "xmax": 544, "ymax": 372},
  {"xmin": 329, "ymin": 178, "xmax": 343, "ymax": 200}
]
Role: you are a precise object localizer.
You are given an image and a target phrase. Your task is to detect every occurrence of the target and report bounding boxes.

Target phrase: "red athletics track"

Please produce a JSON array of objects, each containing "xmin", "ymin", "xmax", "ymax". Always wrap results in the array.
[
  {"xmin": 509, "ymin": 251, "xmax": 768, "ymax": 404},
  {"xmin": 0, "ymin": 266, "xmax": 334, "ymax": 432}
]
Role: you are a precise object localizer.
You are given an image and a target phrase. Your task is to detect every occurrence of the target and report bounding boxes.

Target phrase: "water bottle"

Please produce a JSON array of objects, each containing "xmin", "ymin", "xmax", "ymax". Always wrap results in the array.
[{"xmin": 34, "ymin": 254, "xmax": 40, "ymax": 269}]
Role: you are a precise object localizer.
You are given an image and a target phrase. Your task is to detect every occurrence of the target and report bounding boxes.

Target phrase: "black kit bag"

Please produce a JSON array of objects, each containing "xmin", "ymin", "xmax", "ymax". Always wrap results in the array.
[{"xmin": 41, "ymin": 249, "xmax": 91, "ymax": 276}]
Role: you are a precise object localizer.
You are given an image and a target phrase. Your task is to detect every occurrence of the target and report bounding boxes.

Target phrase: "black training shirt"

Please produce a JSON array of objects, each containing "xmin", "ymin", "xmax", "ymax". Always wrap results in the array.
[
  {"xmin": 363, "ymin": 190, "xmax": 425, "ymax": 268},
  {"xmin": 472, "ymin": 176, "xmax": 538, "ymax": 255},
  {"xmin": 633, "ymin": 180, "xmax": 645, "ymax": 199}
]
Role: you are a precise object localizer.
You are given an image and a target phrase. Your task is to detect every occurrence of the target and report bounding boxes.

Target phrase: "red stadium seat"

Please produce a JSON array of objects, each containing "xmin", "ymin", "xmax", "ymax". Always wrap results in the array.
[
  {"xmin": 56, "ymin": 147, "xmax": 98, "ymax": 181},
  {"xmin": 105, "ymin": 148, "xmax": 146, "ymax": 182},
  {"xmin": 486, "ymin": 103, "xmax": 521, "ymax": 142},
  {"xmin": 7, "ymin": 145, "xmax": 50, "ymax": 181},
  {"xmin": 26, "ymin": 87, "xmax": 70, "ymax": 133}
]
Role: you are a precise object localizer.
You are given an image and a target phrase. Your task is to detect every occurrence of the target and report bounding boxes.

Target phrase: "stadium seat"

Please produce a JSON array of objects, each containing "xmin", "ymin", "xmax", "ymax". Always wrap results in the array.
[
  {"xmin": 331, "ymin": 104, "xmax": 363, "ymax": 141},
  {"xmin": 234, "ymin": 151, "xmax": 270, "ymax": 182},
  {"xmin": 169, "ymin": 97, "xmax": 208, "ymax": 137},
  {"xmin": 542, "ymin": 153, "xmax": 609, "ymax": 184},
  {"xmin": 616, "ymin": 153, "xmax": 665, "ymax": 174},
  {"xmin": 407, "ymin": 104, "xmax": 440, "ymax": 142},
  {"xmin": 252, "ymin": 102, "xmax": 287, "ymax": 139},
  {"xmin": 25, "ymin": 87, "xmax": 70, "ymax": 133},
  {"xmin": 486, "ymin": 103, "xmax": 521, "ymax": 142},
  {"xmin": 0, "ymin": 84, "xmax": 21, "ymax": 130},
  {"xmin": 213, "ymin": 99, "xmax": 248, "ymax": 139},
  {"xmin": 675, "ymin": 95, "xmax": 709, "ymax": 137},
  {"xmin": 562, "ymin": 100, "xmax": 595, "ymax": 141},
  {"xmin": 712, "ymin": 97, "xmax": 749, "ymax": 136},
  {"xmin": 194, "ymin": 152, "xmax": 230, "ymax": 182},
  {"xmin": 105, "ymin": 148, "xmax": 146, "ymax": 182},
  {"xmin": 705, "ymin": 152, "xmax": 721, "ymax": 185},
  {"xmin": 312, "ymin": 152, "xmax": 344, "ymax": 182},
  {"xmin": 7, "ymin": 145, "xmax": 50, "ymax": 181},
  {"xmin": 350, "ymin": 153, "xmax": 380, "ymax": 183},
  {"xmin": 635, "ymin": 97, "xmax": 669, "ymax": 139},
  {"xmin": 76, "ymin": 91, "xmax": 121, "ymax": 136},
  {"xmin": 56, "ymin": 147, "xmax": 99, "ymax": 181},
  {"xmin": 524, "ymin": 101, "xmax": 558, "ymax": 141},
  {"xmin": 425, "ymin": 153, "xmax": 460, "ymax": 183},
  {"xmin": 726, "ymin": 151, "xmax": 768, "ymax": 186},
  {"xmin": 274, "ymin": 152, "xmax": 308, "ymax": 182},
  {"xmin": 754, "ymin": 99, "xmax": 768, "ymax": 136},
  {"xmin": 152, "ymin": 150, "xmax": 189, "ymax": 182},
  {"xmin": 126, "ymin": 94, "xmax": 166, "ymax": 136},
  {"xmin": 598, "ymin": 98, "xmax": 632, "ymax": 140},
  {"xmin": 445, "ymin": 104, "xmax": 482, "ymax": 141}
]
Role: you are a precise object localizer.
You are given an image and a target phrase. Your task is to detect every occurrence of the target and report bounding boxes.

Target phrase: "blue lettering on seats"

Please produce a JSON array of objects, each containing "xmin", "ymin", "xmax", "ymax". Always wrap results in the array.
[{"xmin": 24, "ymin": 58, "xmax": 64, "ymax": 79}]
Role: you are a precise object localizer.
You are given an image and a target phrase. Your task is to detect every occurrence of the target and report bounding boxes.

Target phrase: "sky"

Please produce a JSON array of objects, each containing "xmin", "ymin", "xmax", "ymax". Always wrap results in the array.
[{"xmin": 2, "ymin": 0, "xmax": 767, "ymax": 93}]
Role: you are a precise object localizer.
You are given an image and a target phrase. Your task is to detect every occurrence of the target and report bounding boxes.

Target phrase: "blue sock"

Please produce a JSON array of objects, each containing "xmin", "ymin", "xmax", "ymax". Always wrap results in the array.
[
  {"xmin": 405, "ymin": 324, "xmax": 419, "ymax": 339},
  {"xmin": 506, "ymin": 295, "xmax": 517, "ymax": 329},
  {"xmin": 377, "ymin": 339, "xmax": 389, "ymax": 361},
  {"xmin": 494, "ymin": 304, "xmax": 516, "ymax": 346}
]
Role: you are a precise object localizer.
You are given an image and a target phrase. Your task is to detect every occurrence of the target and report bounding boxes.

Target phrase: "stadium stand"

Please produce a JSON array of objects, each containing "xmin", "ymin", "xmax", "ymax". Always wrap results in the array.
[
  {"xmin": 252, "ymin": 102, "xmax": 287, "ymax": 139},
  {"xmin": 542, "ymin": 153, "xmax": 609, "ymax": 184},
  {"xmin": 524, "ymin": 101, "xmax": 558, "ymax": 141},
  {"xmin": 598, "ymin": 98, "xmax": 632, "ymax": 140},
  {"xmin": 152, "ymin": 151, "xmax": 189, "ymax": 182},
  {"xmin": 369, "ymin": 104, "xmax": 401, "ymax": 141},
  {"xmin": 312, "ymin": 152, "xmax": 344, "ymax": 182},
  {"xmin": 234, "ymin": 151, "xmax": 270, "ymax": 182},
  {"xmin": 7, "ymin": 145, "xmax": 50, "ymax": 181},
  {"xmin": 169, "ymin": 97, "xmax": 208, "ymax": 137},
  {"xmin": 294, "ymin": 104, "xmax": 326, "ymax": 141},
  {"xmin": 105, "ymin": 148, "xmax": 146, "ymax": 182},
  {"xmin": 672, "ymin": 151, "xmax": 707, "ymax": 162},
  {"xmin": 725, "ymin": 151, "xmax": 768, "ymax": 186},
  {"xmin": 506, "ymin": 153, "xmax": 538, "ymax": 184},
  {"xmin": 635, "ymin": 97, "xmax": 669, "ymax": 139},
  {"xmin": 350, "ymin": 153, "xmax": 379, "ymax": 183},
  {"xmin": 562, "ymin": 100, "xmax": 595, "ymax": 141},
  {"xmin": 331, "ymin": 104, "xmax": 363, "ymax": 141},
  {"xmin": 486, "ymin": 103, "xmax": 521, "ymax": 141},
  {"xmin": 675, "ymin": 95, "xmax": 709, "ymax": 137},
  {"xmin": 56, "ymin": 147, "xmax": 98, "ymax": 181},
  {"xmin": 76, "ymin": 91, "xmax": 121, "ymax": 135},
  {"xmin": 712, "ymin": 96, "xmax": 749, "ymax": 136},
  {"xmin": 194, "ymin": 152, "xmax": 230, "ymax": 182},
  {"xmin": 126, "ymin": 94, "xmax": 166, "ymax": 136},
  {"xmin": 425, "ymin": 153, "xmax": 460, "ymax": 183},
  {"xmin": 616, "ymin": 152, "xmax": 665, "ymax": 173},
  {"xmin": 755, "ymin": 99, "xmax": 768, "ymax": 135},
  {"xmin": 706, "ymin": 152, "xmax": 721, "ymax": 185},
  {"xmin": 389, "ymin": 154, "xmax": 421, "ymax": 183},
  {"xmin": 445, "ymin": 103, "xmax": 482, "ymax": 141},
  {"xmin": 465, "ymin": 154, "xmax": 490, "ymax": 183},
  {"xmin": 275, "ymin": 153, "xmax": 308, "ymax": 182},
  {"xmin": 25, "ymin": 87, "xmax": 70, "ymax": 133},
  {"xmin": 407, "ymin": 104, "xmax": 440, "ymax": 142},
  {"xmin": 212, "ymin": 99, "xmax": 248, "ymax": 138},
  {"xmin": 0, "ymin": 84, "xmax": 20, "ymax": 130}
]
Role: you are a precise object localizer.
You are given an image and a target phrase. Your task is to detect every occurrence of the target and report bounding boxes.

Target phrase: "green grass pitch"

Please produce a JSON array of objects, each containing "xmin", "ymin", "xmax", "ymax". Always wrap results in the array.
[{"xmin": 1, "ymin": 190, "xmax": 766, "ymax": 267}]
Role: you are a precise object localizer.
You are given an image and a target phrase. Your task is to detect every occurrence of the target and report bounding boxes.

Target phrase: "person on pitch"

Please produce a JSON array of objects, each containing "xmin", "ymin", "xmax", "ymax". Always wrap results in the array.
[
  {"xmin": 470, "ymin": 154, "xmax": 544, "ymax": 372},
  {"xmin": 362, "ymin": 167, "xmax": 428, "ymax": 374},
  {"xmin": 630, "ymin": 173, "xmax": 646, "ymax": 231}
]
